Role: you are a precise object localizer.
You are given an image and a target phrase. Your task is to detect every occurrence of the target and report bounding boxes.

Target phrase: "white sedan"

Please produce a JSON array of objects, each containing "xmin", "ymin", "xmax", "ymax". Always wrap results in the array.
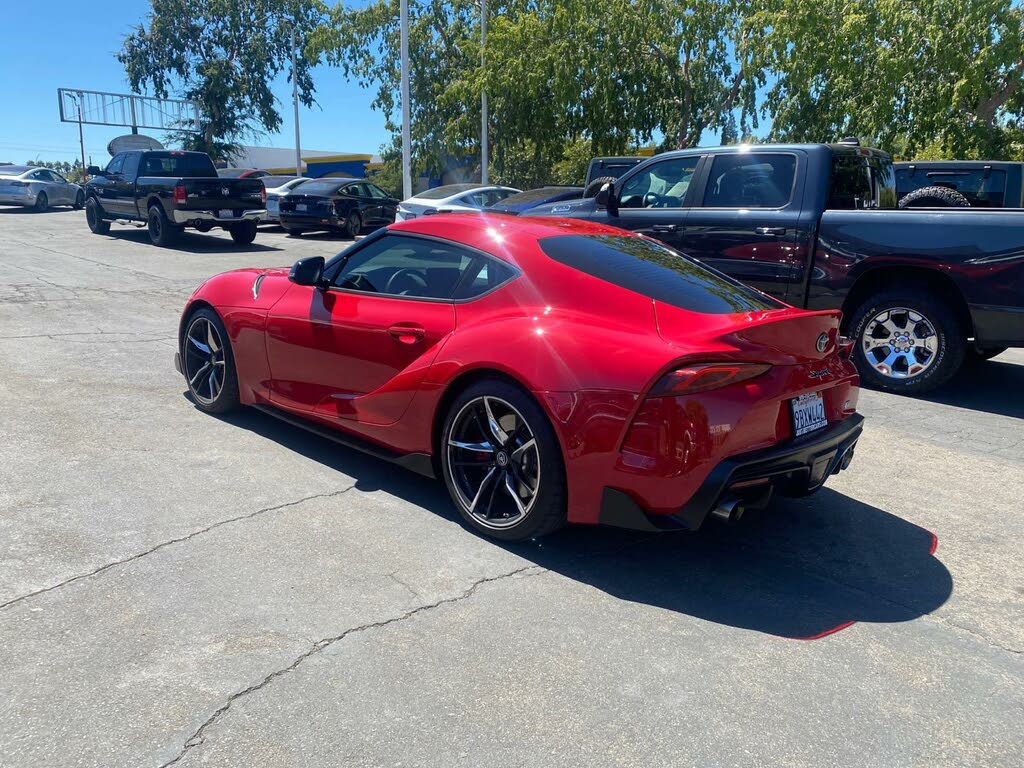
[
  {"xmin": 395, "ymin": 183, "xmax": 520, "ymax": 221},
  {"xmin": 261, "ymin": 176, "xmax": 310, "ymax": 223},
  {"xmin": 0, "ymin": 165, "xmax": 84, "ymax": 211}
]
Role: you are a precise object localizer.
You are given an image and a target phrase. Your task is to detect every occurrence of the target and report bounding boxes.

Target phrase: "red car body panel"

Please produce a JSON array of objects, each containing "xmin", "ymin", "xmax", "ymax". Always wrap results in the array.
[{"xmin": 181, "ymin": 214, "xmax": 861, "ymax": 528}]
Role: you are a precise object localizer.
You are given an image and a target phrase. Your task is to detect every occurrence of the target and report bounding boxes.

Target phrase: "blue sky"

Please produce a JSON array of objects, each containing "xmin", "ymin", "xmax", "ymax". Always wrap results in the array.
[{"xmin": 0, "ymin": 0, "xmax": 389, "ymax": 165}]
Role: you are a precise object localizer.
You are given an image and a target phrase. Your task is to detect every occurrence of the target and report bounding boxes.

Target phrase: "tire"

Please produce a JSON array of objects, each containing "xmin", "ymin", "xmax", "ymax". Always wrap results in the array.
[
  {"xmin": 847, "ymin": 288, "xmax": 966, "ymax": 394},
  {"xmin": 342, "ymin": 211, "xmax": 362, "ymax": 239},
  {"xmin": 966, "ymin": 346, "xmax": 1007, "ymax": 363},
  {"xmin": 898, "ymin": 186, "xmax": 970, "ymax": 209},
  {"xmin": 147, "ymin": 204, "xmax": 180, "ymax": 247},
  {"xmin": 440, "ymin": 379, "xmax": 567, "ymax": 542},
  {"xmin": 284, "ymin": 227, "xmax": 303, "ymax": 237},
  {"xmin": 73, "ymin": 190, "xmax": 84, "ymax": 210},
  {"xmin": 181, "ymin": 307, "xmax": 240, "ymax": 415},
  {"xmin": 583, "ymin": 175, "xmax": 616, "ymax": 198},
  {"xmin": 229, "ymin": 220, "xmax": 258, "ymax": 245},
  {"xmin": 33, "ymin": 192, "xmax": 48, "ymax": 213},
  {"xmin": 85, "ymin": 197, "xmax": 111, "ymax": 234}
]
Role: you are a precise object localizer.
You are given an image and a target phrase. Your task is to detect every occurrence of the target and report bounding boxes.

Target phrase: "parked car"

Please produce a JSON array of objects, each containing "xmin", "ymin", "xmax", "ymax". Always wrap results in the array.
[
  {"xmin": 217, "ymin": 168, "xmax": 271, "ymax": 179},
  {"xmin": 175, "ymin": 214, "xmax": 861, "ymax": 541},
  {"xmin": 0, "ymin": 165, "xmax": 84, "ymax": 211},
  {"xmin": 84, "ymin": 150, "xmax": 266, "ymax": 247},
  {"xmin": 487, "ymin": 186, "xmax": 583, "ymax": 215},
  {"xmin": 261, "ymin": 176, "xmax": 309, "ymax": 223},
  {"xmin": 523, "ymin": 142, "xmax": 1024, "ymax": 394},
  {"xmin": 895, "ymin": 161, "xmax": 1023, "ymax": 208},
  {"xmin": 583, "ymin": 156, "xmax": 645, "ymax": 197},
  {"xmin": 278, "ymin": 179, "xmax": 398, "ymax": 237},
  {"xmin": 395, "ymin": 183, "xmax": 520, "ymax": 221}
]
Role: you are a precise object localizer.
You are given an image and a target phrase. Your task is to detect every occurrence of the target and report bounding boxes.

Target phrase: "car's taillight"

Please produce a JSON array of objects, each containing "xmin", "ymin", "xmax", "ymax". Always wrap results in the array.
[
  {"xmin": 173, "ymin": 184, "xmax": 187, "ymax": 206},
  {"xmin": 261, "ymin": 186, "xmax": 267, "ymax": 205},
  {"xmin": 10, "ymin": 181, "xmax": 27, "ymax": 188},
  {"xmin": 649, "ymin": 363, "xmax": 771, "ymax": 397}
]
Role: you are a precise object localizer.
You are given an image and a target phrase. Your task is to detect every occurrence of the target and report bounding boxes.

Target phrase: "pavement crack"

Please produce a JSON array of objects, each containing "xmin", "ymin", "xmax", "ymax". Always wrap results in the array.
[
  {"xmin": 0, "ymin": 488, "xmax": 356, "ymax": 612},
  {"xmin": 158, "ymin": 564, "xmax": 541, "ymax": 768}
]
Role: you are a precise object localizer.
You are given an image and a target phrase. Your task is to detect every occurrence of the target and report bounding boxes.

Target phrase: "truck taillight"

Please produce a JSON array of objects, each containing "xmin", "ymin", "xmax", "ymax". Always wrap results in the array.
[
  {"xmin": 173, "ymin": 185, "xmax": 187, "ymax": 206},
  {"xmin": 649, "ymin": 363, "xmax": 771, "ymax": 397},
  {"xmin": 261, "ymin": 186, "xmax": 267, "ymax": 205}
]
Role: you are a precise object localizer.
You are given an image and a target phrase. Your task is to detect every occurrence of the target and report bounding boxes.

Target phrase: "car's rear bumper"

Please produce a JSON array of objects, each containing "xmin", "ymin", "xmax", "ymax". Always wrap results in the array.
[
  {"xmin": 0, "ymin": 192, "xmax": 32, "ymax": 204},
  {"xmin": 598, "ymin": 414, "xmax": 864, "ymax": 532},
  {"xmin": 278, "ymin": 212, "xmax": 340, "ymax": 228},
  {"xmin": 171, "ymin": 209, "xmax": 265, "ymax": 225}
]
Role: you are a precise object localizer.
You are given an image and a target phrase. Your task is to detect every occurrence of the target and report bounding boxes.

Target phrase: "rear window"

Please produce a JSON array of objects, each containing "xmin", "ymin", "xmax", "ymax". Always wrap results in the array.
[
  {"xmin": 896, "ymin": 168, "xmax": 1007, "ymax": 207},
  {"xmin": 295, "ymin": 180, "xmax": 344, "ymax": 195},
  {"xmin": 416, "ymin": 183, "xmax": 481, "ymax": 200},
  {"xmin": 538, "ymin": 234, "xmax": 783, "ymax": 314},
  {"xmin": 139, "ymin": 153, "xmax": 216, "ymax": 178},
  {"xmin": 496, "ymin": 187, "xmax": 578, "ymax": 205},
  {"xmin": 0, "ymin": 165, "xmax": 32, "ymax": 176}
]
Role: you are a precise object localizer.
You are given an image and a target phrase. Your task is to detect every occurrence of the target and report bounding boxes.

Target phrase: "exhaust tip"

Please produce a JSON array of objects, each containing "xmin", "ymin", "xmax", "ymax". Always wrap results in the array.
[{"xmin": 710, "ymin": 497, "xmax": 745, "ymax": 525}]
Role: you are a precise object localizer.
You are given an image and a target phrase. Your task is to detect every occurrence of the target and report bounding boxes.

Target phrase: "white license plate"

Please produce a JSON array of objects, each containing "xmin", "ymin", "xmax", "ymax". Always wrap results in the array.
[
  {"xmin": 218, "ymin": 209, "xmax": 234, "ymax": 218},
  {"xmin": 790, "ymin": 391, "xmax": 828, "ymax": 437},
  {"xmin": 296, "ymin": 203, "xmax": 307, "ymax": 212}
]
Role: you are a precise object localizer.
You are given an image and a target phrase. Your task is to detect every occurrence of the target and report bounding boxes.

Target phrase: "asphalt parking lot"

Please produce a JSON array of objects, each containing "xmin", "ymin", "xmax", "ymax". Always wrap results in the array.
[{"xmin": 1, "ymin": 208, "xmax": 1022, "ymax": 767}]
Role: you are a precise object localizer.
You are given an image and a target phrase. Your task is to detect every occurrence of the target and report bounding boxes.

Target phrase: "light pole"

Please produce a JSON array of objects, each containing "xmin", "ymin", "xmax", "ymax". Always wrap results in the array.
[
  {"xmin": 480, "ymin": 0, "xmax": 487, "ymax": 184},
  {"xmin": 400, "ymin": 0, "xmax": 412, "ymax": 198},
  {"xmin": 291, "ymin": 22, "xmax": 302, "ymax": 177}
]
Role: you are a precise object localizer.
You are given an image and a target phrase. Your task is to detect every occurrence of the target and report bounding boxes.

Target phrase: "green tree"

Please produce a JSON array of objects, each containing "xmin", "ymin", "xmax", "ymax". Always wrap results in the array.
[
  {"xmin": 119, "ymin": 0, "xmax": 327, "ymax": 162},
  {"xmin": 757, "ymin": 0, "xmax": 1024, "ymax": 158}
]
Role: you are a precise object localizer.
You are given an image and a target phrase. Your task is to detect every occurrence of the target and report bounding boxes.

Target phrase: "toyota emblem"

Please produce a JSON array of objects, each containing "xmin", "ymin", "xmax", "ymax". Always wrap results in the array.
[{"xmin": 815, "ymin": 333, "xmax": 829, "ymax": 353}]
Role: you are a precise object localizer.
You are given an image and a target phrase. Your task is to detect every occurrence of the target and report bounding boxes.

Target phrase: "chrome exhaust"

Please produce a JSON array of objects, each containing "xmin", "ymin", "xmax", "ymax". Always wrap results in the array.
[{"xmin": 710, "ymin": 497, "xmax": 745, "ymax": 524}]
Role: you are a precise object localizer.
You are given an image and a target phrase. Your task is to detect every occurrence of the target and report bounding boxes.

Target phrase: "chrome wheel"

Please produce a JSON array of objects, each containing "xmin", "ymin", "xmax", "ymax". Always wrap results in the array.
[
  {"xmin": 183, "ymin": 316, "xmax": 227, "ymax": 405},
  {"xmin": 861, "ymin": 307, "xmax": 938, "ymax": 379},
  {"xmin": 446, "ymin": 396, "xmax": 541, "ymax": 530}
]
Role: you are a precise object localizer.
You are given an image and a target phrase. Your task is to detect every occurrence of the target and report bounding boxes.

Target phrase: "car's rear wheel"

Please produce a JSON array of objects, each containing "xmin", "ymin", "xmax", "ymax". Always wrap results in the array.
[
  {"xmin": 229, "ymin": 220, "xmax": 258, "ymax": 245},
  {"xmin": 848, "ymin": 289, "xmax": 965, "ymax": 394},
  {"xmin": 73, "ymin": 190, "xmax": 84, "ymax": 209},
  {"xmin": 85, "ymin": 197, "xmax": 110, "ymax": 234},
  {"xmin": 33, "ymin": 192, "xmax": 48, "ymax": 212},
  {"xmin": 441, "ymin": 379, "xmax": 566, "ymax": 541},
  {"xmin": 343, "ymin": 211, "xmax": 361, "ymax": 239},
  {"xmin": 148, "ymin": 204, "xmax": 180, "ymax": 247},
  {"xmin": 181, "ymin": 308, "xmax": 240, "ymax": 414}
]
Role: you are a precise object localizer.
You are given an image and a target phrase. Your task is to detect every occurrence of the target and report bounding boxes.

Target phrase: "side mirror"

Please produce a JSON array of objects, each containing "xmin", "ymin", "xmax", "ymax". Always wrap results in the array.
[
  {"xmin": 289, "ymin": 256, "xmax": 326, "ymax": 287},
  {"xmin": 87, "ymin": 165, "xmax": 102, "ymax": 176},
  {"xmin": 596, "ymin": 182, "xmax": 619, "ymax": 217}
]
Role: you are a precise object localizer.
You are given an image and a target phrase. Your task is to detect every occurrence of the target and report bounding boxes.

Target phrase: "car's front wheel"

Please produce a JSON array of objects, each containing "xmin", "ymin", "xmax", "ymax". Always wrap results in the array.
[
  {"xmin": 848, "ymin": 288, "xmax": 966, "ymax": 394},
  {"xmin": 73, "ymin": 190, "xmax": 84, "ymax": 209},
  {"xmin": 441, "ymin": 379, "xmax": 566, "ymax": 541},
  {"xmin": 181, "ymin": 308, "xmax": 240, "ymax": 414}
]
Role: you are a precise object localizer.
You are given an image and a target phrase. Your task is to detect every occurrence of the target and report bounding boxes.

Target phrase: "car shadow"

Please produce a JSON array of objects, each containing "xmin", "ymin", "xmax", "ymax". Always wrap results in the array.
[
  {"xmin": 888, "ymin": 356, "xmax": 1024, "ymax": 420},
  {"xmin": 114, "ymin": 228, "xmax": 283, "ymax": 254},
  {"xmin": 211, "ymin": 405, "xmax": 952, "ymax": 640}
]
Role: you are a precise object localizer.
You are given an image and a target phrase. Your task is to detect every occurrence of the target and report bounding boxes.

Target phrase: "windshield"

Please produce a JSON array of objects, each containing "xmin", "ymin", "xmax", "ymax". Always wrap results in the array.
[
  {"xmin": 538, "ymin": 234, "xmax": 783, "ymax": 314},
  {"xmin": 415, "ymin": 183, "xmax": 481, "ymax": 200}
]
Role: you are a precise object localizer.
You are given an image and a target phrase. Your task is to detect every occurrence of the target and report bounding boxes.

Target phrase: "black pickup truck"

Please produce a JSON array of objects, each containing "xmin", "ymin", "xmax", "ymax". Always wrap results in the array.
[
  {"xmin": 84, "ymin": 150, "xmax": 266, "ymax": 247},
  {"xmin": 523, "ymin": 142, "xmax": 1024, "ymax": 394}
]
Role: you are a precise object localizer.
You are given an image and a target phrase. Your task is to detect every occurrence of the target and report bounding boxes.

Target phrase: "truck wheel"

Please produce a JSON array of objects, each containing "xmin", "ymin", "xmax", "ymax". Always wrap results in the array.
[
  {"xmin": 229, "ymin": 220, "xmax": 258, "ymax": 245},
  {"xmin": 583, "ymin": 176, "xmax": 616, "ymax": 198},
  {"xmin": 85, "ymin": 198, "xmax": 111, "ymax": 234},
  {"xmin": 147, "ymin": 205, "xmax": 180, "ymax": 247},
  {"xmin": 898, "ymin": 186, "xmax": 970, "ymax": 208},
  {"xmin": 848, "ymin": 288, "xmax": 966, "ymax": 394}
]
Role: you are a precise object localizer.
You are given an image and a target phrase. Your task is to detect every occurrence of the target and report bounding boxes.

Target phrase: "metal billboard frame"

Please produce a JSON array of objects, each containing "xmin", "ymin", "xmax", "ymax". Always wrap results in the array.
[{"xmin": 57, "ymin": 88, "xmax": 201, "ymax": 133}]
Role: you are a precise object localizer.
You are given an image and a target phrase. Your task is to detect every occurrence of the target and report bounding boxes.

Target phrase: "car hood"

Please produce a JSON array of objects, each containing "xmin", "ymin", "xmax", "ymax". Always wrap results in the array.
[
  {"xmin": 519, "ymin": 197, "xmax": 600, "ymax": 218},
  {"xmin": 190, "ymin": 266, "xmax": 294, "ymax": 309}
]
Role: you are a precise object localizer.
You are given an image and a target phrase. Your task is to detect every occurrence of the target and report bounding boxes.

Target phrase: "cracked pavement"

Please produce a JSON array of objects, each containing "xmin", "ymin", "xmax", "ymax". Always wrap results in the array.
[{"xmin": 1, "ymin": 209, "xmax": 1022, "ymax": 767}]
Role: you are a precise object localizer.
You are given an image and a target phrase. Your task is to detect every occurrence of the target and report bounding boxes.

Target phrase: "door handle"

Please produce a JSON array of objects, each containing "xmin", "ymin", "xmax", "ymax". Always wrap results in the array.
[
  {"xmin": 755, "ymin": 226, "xmax": 787, "ymax": 236},
  {"xmin": 388, "ymin": 324, "xmax": 425, "ymax": 344},
  {"xmin": 651, "ymin": 224, "xmax": 680, "ymax": 233}
]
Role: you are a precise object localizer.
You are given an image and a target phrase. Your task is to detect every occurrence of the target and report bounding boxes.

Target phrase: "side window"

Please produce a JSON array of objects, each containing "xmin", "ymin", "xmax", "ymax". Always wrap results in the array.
[
  {"xmin": 331, "ymin": 235, "xmax": 488, "ymax": 299},
  {"xmin": 462, "ymin": 191, "xmax": 489, "ymax": 207},
  {"xmin": 619, "ymin": 156, "xmax": 700, "ymax": 209},
  {"xmin": 366, "ymin": 183, "xmax": 389, "ymax": 199},
  {"xmin": 828, "ymin": 155, "xmax": 878, "ymax": 210},
  {"xmin": 105, "ymin": 154, "xmax": 125, "ymax": 176},
  {"xmin": 121, "ymin": 152, "xmax": 140, "ymax": 180},
  {"xmin": 451, "ymin": 257, "xmax": 517, "ymax": 300},
  {"xmin": 28, "ymin": 170, "xmax": 46, "ymax": 180},
  {"xmin": 702, "ymin": 153, "xmax": 797, "ymax": 208},
  {"xmin": 50, "ymin": 171, "xmax": 68, "ymax": 183},
  {"xmin": 337, "ymin": 184, "xmax": 356, "ymax": 197},
  {"xmin": 349, "ymin": 183, "xmax": 370, "ymax": 197}
]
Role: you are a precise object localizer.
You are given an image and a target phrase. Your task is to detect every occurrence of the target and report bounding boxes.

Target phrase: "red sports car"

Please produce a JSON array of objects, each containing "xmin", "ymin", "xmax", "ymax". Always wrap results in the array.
[{"xmin": 176, "ymin": 215, "xmax": 862, "ymax": 541}]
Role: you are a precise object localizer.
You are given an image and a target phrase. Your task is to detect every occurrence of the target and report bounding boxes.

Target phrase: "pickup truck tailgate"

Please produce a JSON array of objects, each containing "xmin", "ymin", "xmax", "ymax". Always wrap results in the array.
[{"xmin": 148, "ymin": 177, "xmax": 264, "ymax": 210}]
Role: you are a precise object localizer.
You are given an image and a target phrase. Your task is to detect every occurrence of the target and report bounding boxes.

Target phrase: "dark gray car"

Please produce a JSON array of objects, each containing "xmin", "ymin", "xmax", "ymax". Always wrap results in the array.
[{"xmin": 0, "ymin": 166, "xmax": 84, "ymax": 211}]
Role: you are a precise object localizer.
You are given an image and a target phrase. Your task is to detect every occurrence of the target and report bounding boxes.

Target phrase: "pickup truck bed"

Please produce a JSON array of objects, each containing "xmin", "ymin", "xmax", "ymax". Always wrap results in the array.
[
  {"xmin": 523, "ymin": 142, "xmax": 1024, "ymax": 394},
  {"xmin": 85, "ymin": 150, "xmax": 266, "ymax": 248}
]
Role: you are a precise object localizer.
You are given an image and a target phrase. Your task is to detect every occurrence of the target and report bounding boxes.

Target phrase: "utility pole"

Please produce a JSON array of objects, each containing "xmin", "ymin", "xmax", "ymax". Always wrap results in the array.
[
  {"xmin": 291, "ymin": 22, "xmax": 302, "ymax": 177},
  {"xmin": 480, "ymin": 0, "xmax": 488, "ymax": 184},
  {"xmin": 400, "ymin": 0, "xmax": 412, "ymax": 199}
]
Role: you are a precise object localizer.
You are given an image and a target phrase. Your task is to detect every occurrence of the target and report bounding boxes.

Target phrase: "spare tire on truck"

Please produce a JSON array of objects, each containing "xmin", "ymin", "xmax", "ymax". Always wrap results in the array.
[
  {"xmin": 584, "ymin": 175, "xmax": 617, "ymax": 198},
  {"xmin": 898, "ymin": 185, "xmax": 970, "ymax": 208}
]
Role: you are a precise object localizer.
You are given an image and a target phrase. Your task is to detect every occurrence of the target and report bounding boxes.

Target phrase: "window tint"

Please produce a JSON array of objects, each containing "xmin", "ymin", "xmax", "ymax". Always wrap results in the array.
[
  {"xmin": 619, "ymin": 156, "xmax": 700, "ymax": 209},
  {"xmin": 828, "ymin": 154, "xmax": 897, "ymax": 210},
  {"xmin": 539, "ymin": 234, "xmax": 783, "ymax": 314},
  {"xmin": 106, "ymin": 154, "xmax": 125, "ymax": 175},
  {"xmin": 27, "ymin": 170, "xmax": 45, "ymax": 180},
  {"xmin": 895, "ymin": 167, "xmax": 1007, "ymax": 208},
  {"xmin": 451, "ymin": 257, "xmax": 517, "ymax": 300},
  {"xmin": 462, "ymin": 191, "xmax": 490, "ymax": 207},
  {"xmin": 703, "ymin": 153, "xmax": 796, "ymax": 208},
  {"xmin": 139, "ymin": 152, "xmax": 217, "ymax": 177},
  {"xmin": 121, "ymin": 152, "xmax": 140, "ymax": 180},
  {"xmin": 298, "ymin": 180, "xmax": 345, "ymax": 195},
  {"xmin": 366, "ymin": 183, "xmax": 390, "ymax": 199},
  {"xmin": 49, "ymin": 170, "xmax": 68, "ymax": 183},
  {"xmin": 331, "ymin": 235, "xmax": 510, "ymax": 300}
]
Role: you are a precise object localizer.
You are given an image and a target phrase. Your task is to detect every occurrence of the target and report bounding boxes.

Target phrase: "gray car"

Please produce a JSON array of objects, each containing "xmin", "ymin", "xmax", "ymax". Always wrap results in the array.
[{"xmin": 0, "ymin": 165, "xmax": 84, "ymax": 211}]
